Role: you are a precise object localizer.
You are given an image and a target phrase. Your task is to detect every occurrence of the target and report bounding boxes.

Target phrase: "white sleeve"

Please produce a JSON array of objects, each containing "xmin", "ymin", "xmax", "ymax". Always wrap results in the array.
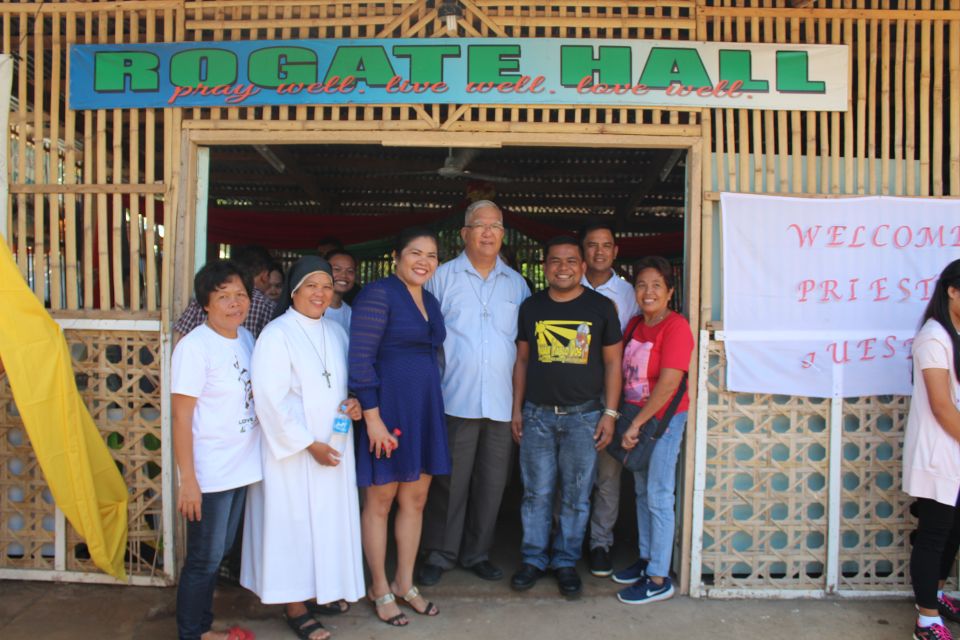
[
  {"xmin": 251, "ymin": 326, "xmax": 314, "ymax": 460},
  {"xmin": 171, "ymin": 335, "xmax": 206, "ymax": 398},
  {"xmin": 915, "ymin": 335, "xmax": 951, "ymax": 371}
]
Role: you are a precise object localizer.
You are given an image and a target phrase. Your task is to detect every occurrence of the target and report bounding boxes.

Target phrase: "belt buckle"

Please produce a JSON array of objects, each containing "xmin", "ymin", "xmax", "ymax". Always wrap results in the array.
[{"xmin": 553, "ymin": 405, "xmax": 568, "ymax": 415}]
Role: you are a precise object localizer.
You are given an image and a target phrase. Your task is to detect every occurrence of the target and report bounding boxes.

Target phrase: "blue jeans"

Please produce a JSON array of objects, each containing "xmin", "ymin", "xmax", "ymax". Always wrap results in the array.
[
  {"xmin": 176, "ymin": 486, "xmax": 247, "ymax": 640},
  {"xmin": 633, "ymin": 411, "xmax": 687, "ymax": 579},
  {"xmin": 519, "ymin": 402, "xmax": 600, "ymax": 570}
]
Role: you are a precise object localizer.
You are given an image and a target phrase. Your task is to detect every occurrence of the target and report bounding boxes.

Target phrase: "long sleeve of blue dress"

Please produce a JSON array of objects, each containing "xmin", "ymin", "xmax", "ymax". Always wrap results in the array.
[{"xmin": 348, "ymin": 280, "xmax": 389, "ymax": 411}]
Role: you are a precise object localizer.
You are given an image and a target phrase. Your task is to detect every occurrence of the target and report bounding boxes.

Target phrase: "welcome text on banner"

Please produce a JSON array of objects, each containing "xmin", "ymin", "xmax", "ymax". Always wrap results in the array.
[{"xmin": 720, "ymin": 193, "xmax": 960, "ymax": 398}]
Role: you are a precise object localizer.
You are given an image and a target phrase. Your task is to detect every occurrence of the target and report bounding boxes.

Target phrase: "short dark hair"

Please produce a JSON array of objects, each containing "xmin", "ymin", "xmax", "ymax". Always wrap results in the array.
[
  {"xmin": 268, "ymin": 262, "xmax": 284, "ymax": 276},
  {"xmin": 316, "ymin": 236, "xmax": 343, "ymax": 251},
  {"xmin": 394, "ymin": 226, "xmax": 439, "ymax": 256},
  {"xmin": 194, "ymin": 259, "xmax": 252, "ymax": 308},
  {"xmin": 230, "ymin": 244, "xmax": 273, "ymax": 280},
  {"xmin": 543, "ymin": 235, "xmax": 583, "ymax": 259},
  {"xmin": 325, "ymin": 248, "xmax": 357, "ymax": 265},
  {"xmin": 579, "ymin": 220, "xmax": 617, "ymax": 246},
  {"xmin": 633, "ymin": 255, "xmax": 676, "ymax": 290}
]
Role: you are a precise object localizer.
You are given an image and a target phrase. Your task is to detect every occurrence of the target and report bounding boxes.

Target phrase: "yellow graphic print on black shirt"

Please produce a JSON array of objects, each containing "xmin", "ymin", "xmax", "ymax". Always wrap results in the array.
[{"xmin": 534, "ymin": 320, "xmax": 592, "ymax": 364}]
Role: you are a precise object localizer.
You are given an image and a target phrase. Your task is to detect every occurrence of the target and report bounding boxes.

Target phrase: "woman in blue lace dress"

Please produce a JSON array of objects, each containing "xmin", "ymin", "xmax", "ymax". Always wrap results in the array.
[{"xmin": 349, "ymin": 227, "xmax": 449, "ymax": 627}]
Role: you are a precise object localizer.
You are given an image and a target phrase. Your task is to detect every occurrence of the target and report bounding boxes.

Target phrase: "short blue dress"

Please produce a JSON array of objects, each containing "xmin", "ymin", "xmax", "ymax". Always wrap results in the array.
[{"xmin": 348, "ymin": 274, "xmax": 450, "ymax": 486}]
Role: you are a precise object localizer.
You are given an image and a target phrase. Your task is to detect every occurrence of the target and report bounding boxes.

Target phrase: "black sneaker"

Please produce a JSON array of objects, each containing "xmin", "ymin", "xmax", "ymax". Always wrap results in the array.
[
  {"xmin": 589, "ymin": 547, "xmax": 613, "ymax": 577},
  {"xmin": 940, "ymin": 592, "xmax": 960, "ymax": 623},
  {"xmin": 914, "ymin": 622, "xmax": 954, "ymax": 640}
]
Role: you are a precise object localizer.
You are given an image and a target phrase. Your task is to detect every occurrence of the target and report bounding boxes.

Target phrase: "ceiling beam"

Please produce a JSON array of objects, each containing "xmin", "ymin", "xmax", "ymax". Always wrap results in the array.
[
  {"xmin": 250, "ymin": 145, "xmax": 333, "ymax": 210},
  {"xmin": 614, "ymin": 149, "xmax": 682, "ymax": 220}
]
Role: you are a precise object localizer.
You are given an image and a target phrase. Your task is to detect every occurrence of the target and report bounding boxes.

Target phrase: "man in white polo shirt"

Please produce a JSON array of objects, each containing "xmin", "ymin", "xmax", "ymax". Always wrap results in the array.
[{"xmin": 580, "ymin": 221, "xmax": 639, "ymax": 578}]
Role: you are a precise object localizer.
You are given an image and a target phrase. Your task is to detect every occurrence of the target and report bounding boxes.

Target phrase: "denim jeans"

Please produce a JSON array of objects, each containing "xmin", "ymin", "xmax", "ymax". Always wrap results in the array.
[
  {"xmin": 176, "ymin": 486, "xmax": 248, "ymax": 640},
  {"xmin": 633, "ymin": 411, "xmax": 687, "ymax": 579},
  {"xmin": 519, "ymin": 402, "xmax": 600, "ymax": 570}
]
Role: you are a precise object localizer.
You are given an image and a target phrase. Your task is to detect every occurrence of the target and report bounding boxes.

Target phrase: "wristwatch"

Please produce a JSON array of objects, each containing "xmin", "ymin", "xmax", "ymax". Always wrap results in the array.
[{"xmin": 602, "ymin": 408, "xmax": 621, "ymax": 419}]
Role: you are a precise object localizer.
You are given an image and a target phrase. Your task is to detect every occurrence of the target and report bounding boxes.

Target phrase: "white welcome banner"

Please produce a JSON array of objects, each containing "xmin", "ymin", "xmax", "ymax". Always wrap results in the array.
[{"xmin": 721, "ymin": 193, "xmax": 960, "ymax": 398}]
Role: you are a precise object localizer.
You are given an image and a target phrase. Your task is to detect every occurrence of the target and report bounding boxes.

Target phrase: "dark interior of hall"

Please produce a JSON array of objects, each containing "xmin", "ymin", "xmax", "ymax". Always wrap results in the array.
[{"xmin": 205, "ymin": 144, "xmax": 688, "ymax": 280}]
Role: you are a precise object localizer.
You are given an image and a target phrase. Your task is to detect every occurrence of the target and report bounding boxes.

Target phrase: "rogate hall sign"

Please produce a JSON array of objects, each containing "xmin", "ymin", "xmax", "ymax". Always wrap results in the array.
[{"xmin": 70, "ymin": 38, "xmax": 849, "ymax": 111}]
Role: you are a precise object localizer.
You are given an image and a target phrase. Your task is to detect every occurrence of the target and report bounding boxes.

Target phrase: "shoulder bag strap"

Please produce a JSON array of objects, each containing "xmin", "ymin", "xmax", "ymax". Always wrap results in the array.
[{"xmin": 651, "ymin": 373, "xmax": 687, "ymax": 439}]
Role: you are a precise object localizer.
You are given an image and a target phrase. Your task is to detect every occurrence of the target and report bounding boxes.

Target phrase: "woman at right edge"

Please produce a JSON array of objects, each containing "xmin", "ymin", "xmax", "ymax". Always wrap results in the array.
[{"xmin": 905, "ymin": 259, "xmax": 960, "ymax": 640}]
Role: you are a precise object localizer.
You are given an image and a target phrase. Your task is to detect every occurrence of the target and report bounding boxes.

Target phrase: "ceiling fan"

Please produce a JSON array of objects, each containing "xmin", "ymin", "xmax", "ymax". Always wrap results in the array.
[{"xmin": 378, "ymin": 147, "xmax": 513, "ymax": 183}]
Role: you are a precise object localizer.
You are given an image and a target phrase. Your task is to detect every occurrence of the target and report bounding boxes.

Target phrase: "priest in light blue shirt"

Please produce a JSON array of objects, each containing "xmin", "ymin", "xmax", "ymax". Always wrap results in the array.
[{"xmin": 419, "ymin": 200, "xmax": 530, "ymax": 586}]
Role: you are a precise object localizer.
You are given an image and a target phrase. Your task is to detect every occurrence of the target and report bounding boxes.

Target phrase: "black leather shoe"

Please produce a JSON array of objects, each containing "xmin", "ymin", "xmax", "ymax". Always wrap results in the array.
[
  {"xmin": 466, "ymin": 560, "xmax": 503, "ymax": 581},
  {"xmin": 510, "ymin": 563, "xmax": 545, "ymax": 591},
  {"xmin": 555, "ymin": 567, "xmax": 582, "ymax": 597},
  {"xmin": 417, "ymin": 562, "xmax": 444, "ymax": 586}
]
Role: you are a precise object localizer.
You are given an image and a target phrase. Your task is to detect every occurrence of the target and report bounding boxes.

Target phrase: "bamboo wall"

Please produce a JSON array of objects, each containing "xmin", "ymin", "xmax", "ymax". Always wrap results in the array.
[
  {"xmin": 697, "ymin": 0, "xmax": 960, "ymax": 596},
  {"xmin": 0, "ymin": 0, "xmax": 956, "ymax": 590}
]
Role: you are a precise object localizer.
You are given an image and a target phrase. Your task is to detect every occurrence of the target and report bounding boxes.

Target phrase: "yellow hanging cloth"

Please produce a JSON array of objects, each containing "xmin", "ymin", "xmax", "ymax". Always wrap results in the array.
[{"xmin": 0, "ymin": 239, "xmax": 128, "ymax": 580}]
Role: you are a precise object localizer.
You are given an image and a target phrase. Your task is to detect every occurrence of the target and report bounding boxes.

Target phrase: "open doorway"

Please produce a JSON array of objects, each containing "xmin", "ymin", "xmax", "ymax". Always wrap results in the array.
[
  {"xmin": 196, "ymin": 141, "xmax": 689, "ymax": 580},
  {"xmin": 200, "ymin": 144, "xmax": 685, "ymax": 289}
]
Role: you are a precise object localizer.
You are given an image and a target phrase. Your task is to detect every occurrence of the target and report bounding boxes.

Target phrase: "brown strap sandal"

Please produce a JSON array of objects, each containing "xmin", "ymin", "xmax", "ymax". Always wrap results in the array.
[
  {"xmin": 396, "ymin": 585, "xmax": 439, "ymax": 616},
  {"xmin": 370, "ymin": 591, "xmax": 408, "ymax": 627}
]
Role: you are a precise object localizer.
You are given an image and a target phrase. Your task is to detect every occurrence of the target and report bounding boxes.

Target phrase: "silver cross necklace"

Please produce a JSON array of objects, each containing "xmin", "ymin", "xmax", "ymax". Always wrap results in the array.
[
  {"xmin": 467, "ymin": 270, "xmax": 499, "ymax": 318},
  {"xmin": 296, "ymin": 316, "xmax": 332, "ymax": 388}
]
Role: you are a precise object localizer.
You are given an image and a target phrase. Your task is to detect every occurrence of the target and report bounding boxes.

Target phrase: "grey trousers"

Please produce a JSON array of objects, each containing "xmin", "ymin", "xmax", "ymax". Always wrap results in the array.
[
  {"xmin": 421, "ymin": 415, "xmax": 514, "ymax": 569},
  {"xmin": 589, "ymin": 448, "xmax": 622, "ymax": 550}
]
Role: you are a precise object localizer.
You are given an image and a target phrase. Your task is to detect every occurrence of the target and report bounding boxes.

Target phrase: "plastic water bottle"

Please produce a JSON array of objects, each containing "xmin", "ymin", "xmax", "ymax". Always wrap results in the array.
[{"xmin": 329, "ymin": 404, "xmax": 352, "ymax": 454}]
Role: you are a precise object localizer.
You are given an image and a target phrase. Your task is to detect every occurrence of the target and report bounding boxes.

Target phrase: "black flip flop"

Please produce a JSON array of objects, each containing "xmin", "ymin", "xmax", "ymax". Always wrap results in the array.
[
  {"xmin": 305, "ymin": 600, "xmax": 350, "ymax": 616},
  {"xmin": 284, "ymin": 611, "xmax": 329, "ymax": 640}
]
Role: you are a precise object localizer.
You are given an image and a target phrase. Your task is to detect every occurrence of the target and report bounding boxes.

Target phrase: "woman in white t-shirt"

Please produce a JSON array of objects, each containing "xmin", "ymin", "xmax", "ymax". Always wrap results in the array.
[
  {"xmin": 172, "ymin": 259, "xmax": 263, "ymax": 640},
  {"xmin": 904, "ymin": 258, "xmax": 960, "ymax": 640}
]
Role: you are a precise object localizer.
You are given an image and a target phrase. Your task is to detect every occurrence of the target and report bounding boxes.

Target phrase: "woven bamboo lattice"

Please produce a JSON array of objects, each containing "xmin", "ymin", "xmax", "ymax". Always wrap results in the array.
[
  {"xmin": 0, "ymin": 329, "xmax": 166, "ymax": 579},
  {"xmin": 702, "ymin": 340, "xmax": 831, "ymax": 589},
  {"xmin": 701, "ymin": 340, "xmax": 919, "ymax": 592},
  {"xmin": 838, "ymin": 395, "xmax": 914, "ymax": 590}
]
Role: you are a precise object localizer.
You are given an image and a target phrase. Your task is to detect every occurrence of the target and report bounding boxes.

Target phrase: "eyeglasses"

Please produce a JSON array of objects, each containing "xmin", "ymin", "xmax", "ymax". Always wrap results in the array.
[{"xmin": 464, "ymin": 223, "xmax": 505, "ymax": 233}]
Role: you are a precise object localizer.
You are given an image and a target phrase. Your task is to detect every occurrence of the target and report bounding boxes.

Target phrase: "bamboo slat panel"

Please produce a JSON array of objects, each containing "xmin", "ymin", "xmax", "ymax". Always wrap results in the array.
[
  {"xmin": 703, "ymin": 0, "xmax": 960, "ymax": 197},
  {"xmin": 701, "ymin": 341, "xmax": 830, "ymax": 590},
  {"xmin": 3, "ymin": 5, "xmax": 172, "ymax": 312},
  {"xmin": 0, "ymin": 329, "xmax": 166, "ymax": 579}
]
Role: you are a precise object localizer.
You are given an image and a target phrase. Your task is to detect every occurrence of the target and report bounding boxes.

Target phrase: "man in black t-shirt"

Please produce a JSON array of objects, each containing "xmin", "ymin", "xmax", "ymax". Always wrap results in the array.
[{"xmin": 509, "ymin": 236, "xmax": 623, "ymax": 598}]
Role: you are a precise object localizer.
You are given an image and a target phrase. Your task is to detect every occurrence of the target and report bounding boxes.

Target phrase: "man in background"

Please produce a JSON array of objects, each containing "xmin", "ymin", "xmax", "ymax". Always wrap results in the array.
[
  {"xmin": 173, "ymin": 244, "xmax": 276, "ymax": 339},
  {"xmin": 579, "ymin": 222, "xmax": 639, "ymax": 578}
]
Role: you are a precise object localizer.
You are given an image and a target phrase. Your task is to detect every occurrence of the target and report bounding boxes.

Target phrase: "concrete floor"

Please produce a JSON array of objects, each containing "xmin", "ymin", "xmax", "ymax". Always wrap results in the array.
[{"xmin": 0, "ymin": 569, "xmax": 924, "ymax": 640}]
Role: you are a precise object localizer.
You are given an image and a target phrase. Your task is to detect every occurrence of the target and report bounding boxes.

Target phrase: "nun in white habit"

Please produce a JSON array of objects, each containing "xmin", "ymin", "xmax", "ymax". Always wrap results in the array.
[{"xmin": 242, "ymin": 256, "xmax": 364, "ymax": 640}]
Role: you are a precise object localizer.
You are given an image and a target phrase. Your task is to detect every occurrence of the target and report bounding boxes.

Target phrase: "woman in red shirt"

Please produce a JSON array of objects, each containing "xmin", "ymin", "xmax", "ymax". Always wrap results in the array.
[{"xmin": 610, "ymin": 256, "xmax": 694, "ymax": 605}]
